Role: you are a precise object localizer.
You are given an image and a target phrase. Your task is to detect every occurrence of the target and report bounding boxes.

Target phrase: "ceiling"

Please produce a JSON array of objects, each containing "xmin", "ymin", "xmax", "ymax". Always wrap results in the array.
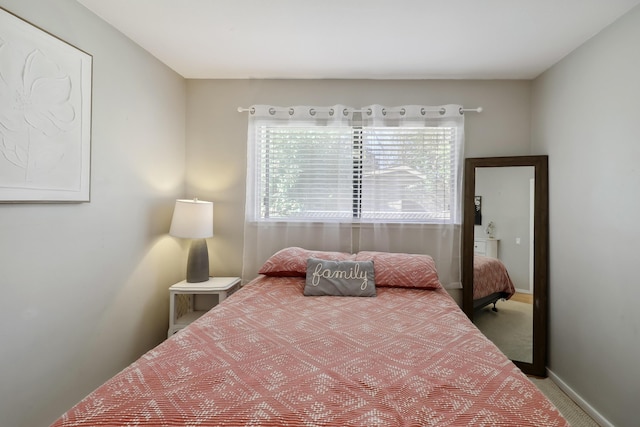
[{"xmin": 76, "ymin": 0, "xmax": 640, "ymax": 80}]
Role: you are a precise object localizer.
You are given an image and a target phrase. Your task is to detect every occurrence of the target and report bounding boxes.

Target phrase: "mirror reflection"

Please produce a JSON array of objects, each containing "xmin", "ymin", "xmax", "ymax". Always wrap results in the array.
[
  {"xmin": 471, "ymin": 167, "xmax": 534, "ymax": 363},
  {"xmin": 463, "ymin": 155, "xmax": 548, "ymax": 377}
]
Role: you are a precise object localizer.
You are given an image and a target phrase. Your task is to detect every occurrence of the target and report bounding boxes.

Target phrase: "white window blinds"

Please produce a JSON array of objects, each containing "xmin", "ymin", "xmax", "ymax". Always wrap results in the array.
[
  {"xmin": 360, "ymin": 126, "xmax": 457, "ymax": 222},
  {"xmin": 256, "ymin": 126, "xmax": 355, "ymax": 220}
]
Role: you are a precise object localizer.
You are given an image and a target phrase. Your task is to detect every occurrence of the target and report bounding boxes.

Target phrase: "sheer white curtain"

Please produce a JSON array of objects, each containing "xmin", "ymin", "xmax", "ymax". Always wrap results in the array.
[
  {"xmin": 242, "ymin": 104, "xmax": 464, "ymax": 287},
  {"xmin": 242, "ymin": 105, "xmax": 354, "ymax": 282},
  {"xmin": 357, "ymin": 105, "xmax": 464, "ymax": 288}
]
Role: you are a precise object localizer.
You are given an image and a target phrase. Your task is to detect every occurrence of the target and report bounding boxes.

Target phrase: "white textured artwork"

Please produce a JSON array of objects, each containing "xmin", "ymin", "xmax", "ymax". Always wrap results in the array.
[{"xmin": 0, "ymin": 8, "xmax": 92, "ymax": 202}]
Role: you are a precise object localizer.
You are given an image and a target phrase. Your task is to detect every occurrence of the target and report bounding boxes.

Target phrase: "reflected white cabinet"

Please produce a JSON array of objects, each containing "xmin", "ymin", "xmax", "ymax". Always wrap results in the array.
[{"xmin": 474, "ymin": 238, "xmax": 499, "ymax": 258}]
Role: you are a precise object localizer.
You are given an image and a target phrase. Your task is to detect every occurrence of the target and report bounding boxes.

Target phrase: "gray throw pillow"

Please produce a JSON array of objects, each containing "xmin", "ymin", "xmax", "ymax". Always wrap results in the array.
[{"xmin": 304, "ymin": 258, "xmax": 376, "ymax": 297}]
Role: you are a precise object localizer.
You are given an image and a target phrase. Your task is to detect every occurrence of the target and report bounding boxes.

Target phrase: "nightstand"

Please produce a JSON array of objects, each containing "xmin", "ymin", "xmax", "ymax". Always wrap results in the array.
[
  {"xmin": 168, "ymin": 276, "xmax": 241, "ymax": 337},
  {"xmin": 474, "ymin": 238, "xmax": 499, "ymax": 258}
]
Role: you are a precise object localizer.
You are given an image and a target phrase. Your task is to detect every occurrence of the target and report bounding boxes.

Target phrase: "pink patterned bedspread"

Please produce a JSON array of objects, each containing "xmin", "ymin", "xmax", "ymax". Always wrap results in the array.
[
  {"xmin": 473, "ymin": 255, "xmax": 516, "ymax": 300},
  {"xmin": 51, "ymin": 276, "xmax": 566, "ymax": 426}
]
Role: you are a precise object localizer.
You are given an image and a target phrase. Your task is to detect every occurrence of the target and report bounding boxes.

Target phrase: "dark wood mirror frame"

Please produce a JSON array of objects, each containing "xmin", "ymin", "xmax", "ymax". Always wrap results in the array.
[{"xmin": 462, "ymin": 155, "xmax": 549, "ymax": 377}]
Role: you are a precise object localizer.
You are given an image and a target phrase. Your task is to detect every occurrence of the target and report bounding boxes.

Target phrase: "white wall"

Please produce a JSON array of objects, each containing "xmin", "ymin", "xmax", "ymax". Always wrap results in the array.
[
  {"xmin": 0, "ymin": 1, "xmax": 187, "ymax": 426},
  {"xmin": 186, "ymin": 79, "xmax": 534, "ymax": 284},
  {"xmin": 532, "ymin": 5, "xmax": 640, "ymax": 427}
]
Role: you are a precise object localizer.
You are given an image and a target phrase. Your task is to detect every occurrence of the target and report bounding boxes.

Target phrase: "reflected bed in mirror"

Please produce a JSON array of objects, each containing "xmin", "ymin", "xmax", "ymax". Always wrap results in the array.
[{"xmin": 462, "ymin": 156, "xmax": 548, "ymax": 377}]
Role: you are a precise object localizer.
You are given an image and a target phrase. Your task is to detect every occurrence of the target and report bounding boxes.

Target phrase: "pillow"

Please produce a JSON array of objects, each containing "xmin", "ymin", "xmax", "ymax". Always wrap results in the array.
[
  {"xmin": 259, "ymin": 247, "xmax": 355, "ymax": 277},
  {"xmin": 355, "ymin": 251, "xmax": 442, "ymax": 289},
  {"xmin": 304, "ymin": 258, "xmax": 376, "ymax": 297}
]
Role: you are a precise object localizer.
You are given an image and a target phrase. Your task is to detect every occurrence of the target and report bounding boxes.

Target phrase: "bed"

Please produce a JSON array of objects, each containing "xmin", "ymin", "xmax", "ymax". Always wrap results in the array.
[
  {"xmin": 51, "ymin": 248, "xmax": 567, "ymax": 426},
  {"xmin": 473, "ymin": 254, "xmax": 516, "ymax": 312}
]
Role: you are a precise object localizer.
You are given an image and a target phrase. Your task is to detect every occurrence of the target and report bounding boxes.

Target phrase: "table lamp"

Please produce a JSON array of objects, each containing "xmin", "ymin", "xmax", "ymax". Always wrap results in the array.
[
  {"xmin": 169, "ymin": 198, "xmax": 214, "ymax": 282},
  {"xmin": 485, "ymin": 221, "xmax": 496, "ymax": 238}
]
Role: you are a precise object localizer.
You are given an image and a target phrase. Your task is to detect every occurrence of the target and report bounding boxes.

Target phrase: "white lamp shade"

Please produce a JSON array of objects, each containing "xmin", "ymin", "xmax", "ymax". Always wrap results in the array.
[{"xmin": 169, "ymin": 199, "xmax": 214, "ymax": 239}]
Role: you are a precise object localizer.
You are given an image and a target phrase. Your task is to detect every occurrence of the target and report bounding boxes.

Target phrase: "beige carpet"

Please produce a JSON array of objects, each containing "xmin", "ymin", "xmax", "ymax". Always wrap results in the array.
[
  {"xmin": 529, "ymin": 377, "xmax": 600, "ymax": 426},
  {"xmin": 473, "ymin": 298, "xmax": 533, "ymax": 363}
]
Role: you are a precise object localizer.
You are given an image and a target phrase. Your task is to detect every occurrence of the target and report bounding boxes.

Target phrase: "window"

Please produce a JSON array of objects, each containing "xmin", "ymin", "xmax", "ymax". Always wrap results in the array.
[
  {"xmin": 251, "ymin": 123, "xmax": 461, "ymax": 224},
  {"xmin": 243, "ymin": 105, "xmax": 465, "ymax": 286}
]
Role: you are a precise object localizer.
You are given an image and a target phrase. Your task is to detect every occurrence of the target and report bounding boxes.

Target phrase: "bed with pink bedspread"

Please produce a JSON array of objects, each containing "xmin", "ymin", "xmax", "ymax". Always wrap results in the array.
[
  {"xmin": 51, "ymin": 249, "xmax": 566, "ymax": 427},
  {"xmin": 473, "ymin": 254, "xmax": 516, "ymax": 311}
]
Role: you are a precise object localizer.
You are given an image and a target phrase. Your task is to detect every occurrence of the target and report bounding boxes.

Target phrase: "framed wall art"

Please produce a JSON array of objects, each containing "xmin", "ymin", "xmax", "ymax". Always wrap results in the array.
[
  {"xmin": 474, "ymin": 195, "xmax": 482, "ymax": 225},
  {"xmin": 0, "ymin": 7, "xmax": 92, "ymax": 202}
]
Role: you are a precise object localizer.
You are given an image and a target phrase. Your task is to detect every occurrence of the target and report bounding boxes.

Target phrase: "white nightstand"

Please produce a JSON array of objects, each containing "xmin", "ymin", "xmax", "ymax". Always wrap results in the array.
[
  {"xmin": 168, "ymin": 276, "xmax": 241, "ymax": 337},
  {"xmin": 474, "ymin": 238, "xmax": 499, "ymax": 258}
]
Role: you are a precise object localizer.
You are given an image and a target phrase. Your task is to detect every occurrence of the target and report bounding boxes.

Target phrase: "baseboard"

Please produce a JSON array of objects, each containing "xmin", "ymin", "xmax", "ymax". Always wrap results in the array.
[{"xmin": 547, "ymin": 369, "xmax": 613, "ymax": 427}]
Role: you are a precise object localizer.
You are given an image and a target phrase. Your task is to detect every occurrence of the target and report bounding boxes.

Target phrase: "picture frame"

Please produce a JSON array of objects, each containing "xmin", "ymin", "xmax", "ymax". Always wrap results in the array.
[
  {"xmin": 0, "ymin": 7, "xmax": 92, "ymax": 203},
  {"xmin": 474, "ymin": 195, "xmax": 482, "ymax": 225}
]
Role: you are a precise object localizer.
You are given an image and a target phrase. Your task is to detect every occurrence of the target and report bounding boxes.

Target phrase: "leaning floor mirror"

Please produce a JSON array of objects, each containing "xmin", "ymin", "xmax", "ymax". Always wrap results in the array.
[{"xmin": 462, "ymin": 155, "xmax": 549, "ymax": 377}]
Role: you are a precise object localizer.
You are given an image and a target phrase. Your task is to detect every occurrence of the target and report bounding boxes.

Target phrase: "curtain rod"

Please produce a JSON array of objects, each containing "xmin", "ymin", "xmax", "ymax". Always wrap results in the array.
[{"xmin": 237, "ymin": 106, "xmax": 483, "ymax": 114}]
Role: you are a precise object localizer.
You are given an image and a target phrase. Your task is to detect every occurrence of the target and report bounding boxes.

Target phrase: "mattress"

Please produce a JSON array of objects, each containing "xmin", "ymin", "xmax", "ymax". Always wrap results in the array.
[
  {"xmin": 51, "ymin": 274, "xmax": 566, "ymax": 426},
  {"xmin": 473, "ymin": 254, "xmax": 516, "ymax": 300}
]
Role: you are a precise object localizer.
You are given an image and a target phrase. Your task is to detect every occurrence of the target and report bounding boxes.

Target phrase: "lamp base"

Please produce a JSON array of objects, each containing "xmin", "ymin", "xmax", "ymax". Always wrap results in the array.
[{"xmin": 186, "ymin": 238, "xmax": 210, "ymax": 283}]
